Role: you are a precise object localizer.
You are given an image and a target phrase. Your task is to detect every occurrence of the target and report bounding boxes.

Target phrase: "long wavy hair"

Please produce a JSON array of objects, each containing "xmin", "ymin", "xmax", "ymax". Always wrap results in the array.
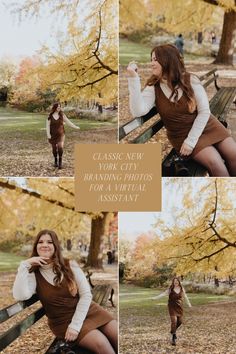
[
  {"xmin": 169, "ymin": 277, "xmax": 183, "ymax": 293},
  {"xmin": 146, "ymin": 44, "xmax": 196, "ymax": 112},
  {"xmin": 30, "ymin": 229, "xmax": 77, "ymax": 296},
  {"xmin": 48, "ymin": 103, "xmax": 63, "ymax": 121}
]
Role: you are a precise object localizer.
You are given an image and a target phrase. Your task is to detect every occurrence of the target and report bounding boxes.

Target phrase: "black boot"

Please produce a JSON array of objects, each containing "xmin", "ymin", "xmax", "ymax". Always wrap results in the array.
[
  {"xmin": 54, "ymin": 156, "xmax": 58, "ymax": 167},
  {"xmin": 171, "ymin": 333, "xmax": 177, "ymax": 346},
  {"xmin": 58, "ymin": 156, "xmax": 62, "ymax": 169}
]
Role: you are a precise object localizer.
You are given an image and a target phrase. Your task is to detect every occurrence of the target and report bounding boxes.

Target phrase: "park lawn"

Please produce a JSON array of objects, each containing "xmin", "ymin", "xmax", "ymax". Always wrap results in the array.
[
  {"xmin": 119, "ymin": 38, "xmax": 211, "ymax": 66},
  {"xmin": 0, "ymin": 251, "xmax": 24, "ymax": 272},
  {"xmin": 120, "ymin": 284, "xmax": 235, "ymax": 312},
  {"xmin": 0, "ymin": 106, "xmax": 114, "ymax": 133}
]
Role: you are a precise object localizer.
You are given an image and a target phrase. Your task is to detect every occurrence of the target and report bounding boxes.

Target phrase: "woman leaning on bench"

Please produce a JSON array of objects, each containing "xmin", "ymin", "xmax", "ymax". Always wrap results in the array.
[
  {"xmin": 127, "ymin": 44, "xmax": 236, "ymax": 177},
  {"xmin": 13, "ymin": 230, "xmax": 118, "ymax": 354}
]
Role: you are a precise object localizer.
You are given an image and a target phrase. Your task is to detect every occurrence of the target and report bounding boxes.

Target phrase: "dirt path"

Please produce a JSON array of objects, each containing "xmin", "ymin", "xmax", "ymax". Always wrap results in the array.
[{"xmin": 119, "ymin": 300, "xmax": 236, "ymax": 354}]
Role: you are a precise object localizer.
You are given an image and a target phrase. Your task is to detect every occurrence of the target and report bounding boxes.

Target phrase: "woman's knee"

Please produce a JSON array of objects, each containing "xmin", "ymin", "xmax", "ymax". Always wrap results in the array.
[
  {"xmin": 194, "ymin": 149, "xmax": 228, "ymax": 175},
  {"xmin": 93, "ymin": 336, "xmax": 114, "ymax": 354}
]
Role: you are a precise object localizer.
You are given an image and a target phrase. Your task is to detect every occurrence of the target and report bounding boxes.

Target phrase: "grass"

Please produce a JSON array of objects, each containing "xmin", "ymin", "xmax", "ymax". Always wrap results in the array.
[
  {"xmin": 119, "ymin": 38, "xmax": 212, "ymax": 66},
  {"xmin": 0, "ymin": 106, "xmax": 114, "ymax": 133},
  {"xmin": 0, "ymin": 251, "xmax": 25, "ymax": 272},
  {"xmin": 120, "ymin": 284, "xmax": 235, "ymax": 312},
  {"xmin": 119, "ymin": 39, "xmax": 151, "ymax": 65}
]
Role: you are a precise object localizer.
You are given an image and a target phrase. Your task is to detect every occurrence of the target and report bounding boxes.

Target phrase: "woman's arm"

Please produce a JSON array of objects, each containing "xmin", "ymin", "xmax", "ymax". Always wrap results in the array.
[
  {"xmin": 184, "ymin": 76, "xmax": 211, "ymax": 149},
  {"xmin": 152, "ymin": 289, "xmax": 169, "ymax": 300},
  {"xmin": 128, "ymin": 76, "xmax": 155, "ymax": 118},
  {"xmin": 63, "ymin": 114, "xmax": 80, "ymax": 130},
  {"xmin": 46, "ymin": 119, "xmax": 51, "ymax": 139},
  {"xmin": 183, "ymin": 288, "xmax": 192, "ymax": 307},
  {"xmin": 13, "ymin": 261, "xmax": 37, "ymax": 300},
  {"xmin": 68, "ymin": 262, "xmax": 93, "ymax": 334}
]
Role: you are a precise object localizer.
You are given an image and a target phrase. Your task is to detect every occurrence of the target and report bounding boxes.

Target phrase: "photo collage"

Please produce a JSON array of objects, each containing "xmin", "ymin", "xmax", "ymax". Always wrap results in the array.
[{"xmin": 0, "ymin": 0, "xmax": 236, "ymax": 353}]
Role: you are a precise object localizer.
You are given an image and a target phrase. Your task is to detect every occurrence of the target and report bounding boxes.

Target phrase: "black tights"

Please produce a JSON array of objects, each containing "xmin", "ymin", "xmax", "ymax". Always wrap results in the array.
[
  {"xmin": 78, "ymin": 320, "xmax": 118, "ymax": 354},
  {"xmin": 170, "ymin": 315, "xmax": 183, "ymax": 334},
  {"xmin": 52, "ymin": 143, "xmax": 63, "ymax": 159}
]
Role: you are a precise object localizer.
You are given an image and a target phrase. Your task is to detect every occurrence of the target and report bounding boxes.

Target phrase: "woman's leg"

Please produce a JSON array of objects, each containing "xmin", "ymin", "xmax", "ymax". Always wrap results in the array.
[
  {"xmin": 193, "ymin": 146, "xmax": 230, "ymax": 176},
  {"xmin": 176, "ymin": 316, "xmax": 183, "ymax": 330},
  {"xmin": 51, "ymin": 143, "xmax": 58, "ymax": 167},
  {"xmin": 214, "ymin": 137, "xmax": 236, "ymax": 176},
  {"xmin": 78, "ymin": 329, "xmax": 116, "ymax": 354},
  {"xmin": 57, "ymin": 136, "xmax": 65, "ymax": 169},
  {"xmin": 170, "ymin": 316, "xmax": 177, "ymax": 345},
  {"xmin": 99, "ymin": 320, "xmax": 118, "ymax": 353},
  {"xmin": 170, "ymin": 316, "xmax": 177, "ymax": 334}
]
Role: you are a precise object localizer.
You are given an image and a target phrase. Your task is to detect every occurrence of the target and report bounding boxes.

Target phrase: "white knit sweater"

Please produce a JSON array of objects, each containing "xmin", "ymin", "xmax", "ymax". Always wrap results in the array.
[
  {"xmin": 13, "ymin": 260, "xmax": 92, "ymax": 333},
  {"xmin": 128, "ymin": 75, "xmax": 211, "ymax": 149}
]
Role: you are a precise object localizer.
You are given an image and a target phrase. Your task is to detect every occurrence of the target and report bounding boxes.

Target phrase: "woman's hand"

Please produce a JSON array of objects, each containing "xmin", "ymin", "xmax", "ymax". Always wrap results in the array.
[
  {"xmin": 180, "ymin": 142, "xmax": 193, "ymax": 157},
  {"xmin": 127, "ymin": 62, "xmax": 138, "ymax": 77},
  {"xmin": 26, "ymin": 257, "xmax": 49, "ymax": 266},
  {"xmin": 65, "ymin": 327, "xmax": 79, "ymax": 342}
]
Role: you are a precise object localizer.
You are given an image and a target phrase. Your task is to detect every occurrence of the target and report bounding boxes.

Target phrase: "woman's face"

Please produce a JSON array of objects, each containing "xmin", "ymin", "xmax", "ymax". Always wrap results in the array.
[
  {"xmin": 151, "ymin": 52, "xmax": 162, "ymax": 77},
  {"xmin": 36, "ymin": 234, "xmax": 55, "ymax": 259},
  {"xmin": 56, "ymin": 104, "xmax": 61, "ymax": 112},
  {"xmin": 174, "ymin": 278, "xmax": 180, "ymax": 287}
]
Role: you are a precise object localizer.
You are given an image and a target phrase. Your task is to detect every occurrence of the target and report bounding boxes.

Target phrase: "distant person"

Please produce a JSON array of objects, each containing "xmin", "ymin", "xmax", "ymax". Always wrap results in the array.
[
  {"xmin": 13, "ymin": 230, "xmax": 118, "ymax": 353},
  {"xmin": 46, "ymin": 103, "xmax": 80, "ymax": 169},
  {"xmin": 127, "ymin": 44, "xmax": 236, "ymax": 176},
  {"xmin": 107, "ymin": 250, "xmax": 113, "ymax": 264},
  {"xmin": 211, "ymin": 31, "xmax": 217, "ymax": 44},
  {"xmin": 152, "ymin": 277, "xmax": 192, "ymax": 346},
  {"xmin": 174, "ymin": 34, "xmax": 184, "ymax": 55}
]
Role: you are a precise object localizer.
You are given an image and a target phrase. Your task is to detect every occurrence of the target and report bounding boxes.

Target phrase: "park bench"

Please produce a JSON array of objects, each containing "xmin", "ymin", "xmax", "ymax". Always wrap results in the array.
[
  {"xmin": 119, "ymin": 68, "xmax": 236, "ymax": 176},
  {"xmin": 0, "ymin": 272, "xmax": 115, "ymax": 354}
]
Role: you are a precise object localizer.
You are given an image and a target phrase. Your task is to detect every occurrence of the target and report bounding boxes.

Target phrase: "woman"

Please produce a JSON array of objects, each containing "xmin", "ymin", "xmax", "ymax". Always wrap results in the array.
[
  {"xmin": 46, "ymin": 103, "xmax": 80, "ymax": 169},
  {"xmin": 13, "ymin": 230, "xmax": 118, "ymax": 354},
  {"xmin": 127, "ymin": 44, "xmax": 236, "ymax": 176},
  {"xmin": 152, "ymin": 277, "xmax": 192, "ymax": 346}
]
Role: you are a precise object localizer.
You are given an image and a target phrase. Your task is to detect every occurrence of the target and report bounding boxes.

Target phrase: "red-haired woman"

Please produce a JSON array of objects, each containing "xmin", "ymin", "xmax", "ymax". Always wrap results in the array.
[
  {"xmin": 13, "ymin": 230, "xmax": 118, "ymax": 354},
  {"xmin": 127, "ymin": 44, "xmax": 236, "ymax": 176},
  {"xmin": 46, "ymin": 103, "xmax": 80, "ymax": 169},
  {"xmin": 152, "ymin": 277, "xmax": 192, "ymax": 346}
]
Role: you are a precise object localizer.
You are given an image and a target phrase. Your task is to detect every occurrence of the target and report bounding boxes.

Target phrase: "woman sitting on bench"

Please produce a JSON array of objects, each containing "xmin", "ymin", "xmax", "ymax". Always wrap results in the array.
[
  {"xmin": 127, "ymin": 44, "xmax": 236, "ymax": 176},
  {"xmin": 13, "ymin": 230, "xmax": 118, "ymax": 354}
]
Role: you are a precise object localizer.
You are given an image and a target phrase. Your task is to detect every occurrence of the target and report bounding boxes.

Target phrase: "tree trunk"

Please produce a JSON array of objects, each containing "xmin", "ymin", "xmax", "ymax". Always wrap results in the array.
[
  {"xmin": 215, "ymin": 9, "xmax": 236, "ymax": 65},
  {"xmin": 86, "ymin": 213, "xmax": 109, "ymax": 268}
]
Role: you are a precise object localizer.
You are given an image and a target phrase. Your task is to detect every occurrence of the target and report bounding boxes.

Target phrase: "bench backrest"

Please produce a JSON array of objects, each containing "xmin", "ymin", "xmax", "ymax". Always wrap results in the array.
[{"xmin": 119, "ymin": 68, "xmax": 219, "ymax": 143}]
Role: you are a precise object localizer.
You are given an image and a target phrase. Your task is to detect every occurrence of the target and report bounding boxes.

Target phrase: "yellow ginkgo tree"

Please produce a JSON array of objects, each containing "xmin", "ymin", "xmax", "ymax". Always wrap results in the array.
[{"xmin": 9, "ymin": 0, "xmax": 118, "ymax": 104}]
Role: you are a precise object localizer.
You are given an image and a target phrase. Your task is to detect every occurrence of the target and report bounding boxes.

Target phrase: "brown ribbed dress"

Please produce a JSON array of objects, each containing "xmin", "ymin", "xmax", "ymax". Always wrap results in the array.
[
  {"xmin": 154, "ymin": 80, "xmax": 230, "ymax": 157},
  {"xmin": 35, "ymin": 271, "xmax": 114, "ymax": 343},
  {"xmin": 48, "ymin": 114, "xmax": 65, "ymax": 144},
  {"xmin": 168, "ymin": 288, "xmax": 183, "ymax": 317}
]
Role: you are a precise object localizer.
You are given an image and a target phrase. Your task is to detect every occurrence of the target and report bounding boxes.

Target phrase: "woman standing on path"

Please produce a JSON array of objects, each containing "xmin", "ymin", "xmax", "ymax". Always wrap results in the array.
[
  {"xmin": 13, "ymin": 230, "xmax": 118, "ymax": 354},
  {"xmin": 152, "ymin": 277, "xmax": 192, "ymax": 346},
  {"xmin": 46, "ymin": 103, "xmax": 80, "ymax": 169},
  {"xmin": 127, "ymin": 44, "xmax": 236, "ymax": 176}
]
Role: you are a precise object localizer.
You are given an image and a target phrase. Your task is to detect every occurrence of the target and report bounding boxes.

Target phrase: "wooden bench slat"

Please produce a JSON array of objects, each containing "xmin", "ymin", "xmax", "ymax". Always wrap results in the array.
[
  {"xmin": 211, "ymin": 87, "xmax": 236, "ymax": 121},
  {"xmin": 0, "ymin": 307, "xmax": 45, "ymax": 351},
  {"xmin": 119, "ymin": 106, "xmax": 158, "ymax": 140},
  {"xmin": 199, "ymin": 68, "xmax": 217, "ymax": 81},
  {"xmin": 0, "ymin": 294, "xmax": 39, "ymax": 323}
]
